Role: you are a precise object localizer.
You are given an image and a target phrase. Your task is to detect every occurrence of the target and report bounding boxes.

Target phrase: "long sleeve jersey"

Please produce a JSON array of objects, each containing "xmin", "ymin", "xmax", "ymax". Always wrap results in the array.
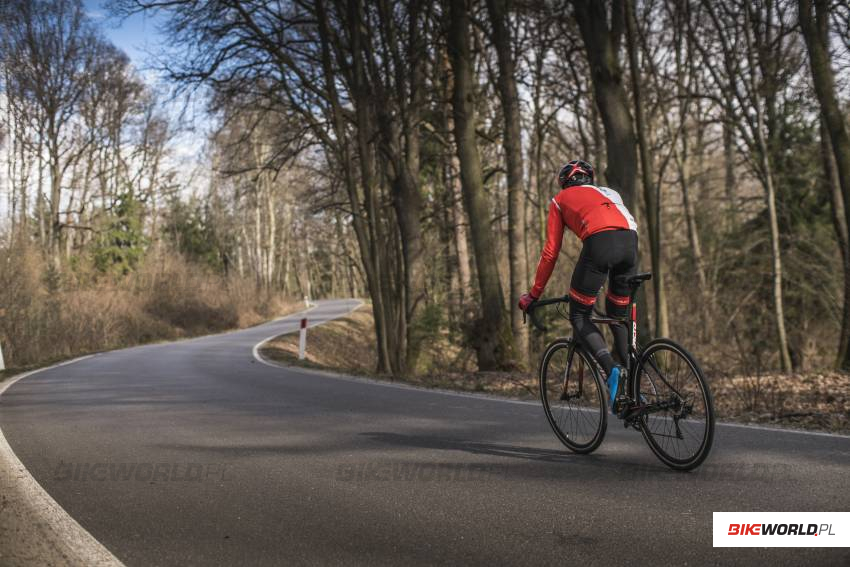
[{"xmin": 530, "ymin": 184, "xmax": 637, "ymax": 298}]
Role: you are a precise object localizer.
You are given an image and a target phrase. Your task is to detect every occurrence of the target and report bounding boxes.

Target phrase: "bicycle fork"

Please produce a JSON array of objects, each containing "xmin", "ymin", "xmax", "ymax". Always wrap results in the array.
[{"xmin": 560, "ymin": 347, "xmax": 584, "ymax": 401}]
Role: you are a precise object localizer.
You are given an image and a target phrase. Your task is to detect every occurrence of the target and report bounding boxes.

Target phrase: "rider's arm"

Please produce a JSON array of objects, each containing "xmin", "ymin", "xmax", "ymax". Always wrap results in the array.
[{"xmin": 530, "ymin": 199, "xmax": 565, "ymax": 298}]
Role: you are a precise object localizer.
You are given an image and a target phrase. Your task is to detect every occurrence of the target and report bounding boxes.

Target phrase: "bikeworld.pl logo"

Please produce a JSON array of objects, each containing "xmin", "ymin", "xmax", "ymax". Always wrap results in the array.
[
  {"xmin": 727, "ymin": 523, "xmax": 835, "ymax": 536},
  {"xmin": 714, "ymin": 512, "xmax": 849, "ymax": 547}
]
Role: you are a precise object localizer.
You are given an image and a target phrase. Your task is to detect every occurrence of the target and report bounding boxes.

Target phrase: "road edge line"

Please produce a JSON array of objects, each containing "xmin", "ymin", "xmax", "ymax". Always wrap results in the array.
[
  {"xmin": 0, "ymin": 299, "xmax": 356, "ymax": 566},
  {"xmin": 254, "ymin": 341, "xmax": 850, "ymax": 440},
  {"xmin": 0, "ymin": 355, "xmax": 125, "ymax": 567},
  {"xmin": 252, "ymin": 300, "xmax": 363, "ymax": 368}
]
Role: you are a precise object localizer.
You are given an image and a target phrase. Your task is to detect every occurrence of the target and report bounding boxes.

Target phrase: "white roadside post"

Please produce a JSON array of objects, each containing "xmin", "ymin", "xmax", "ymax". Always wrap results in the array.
[{"xmin": 298, "ymin": 318, "xmax": 307, "ymax": 360}]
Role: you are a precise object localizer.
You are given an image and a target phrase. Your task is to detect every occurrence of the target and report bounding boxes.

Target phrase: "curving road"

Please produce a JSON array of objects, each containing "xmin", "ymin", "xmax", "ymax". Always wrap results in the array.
[{"xmin": 0, "ymin": 299, "xmax": 848, "ymax": 566}]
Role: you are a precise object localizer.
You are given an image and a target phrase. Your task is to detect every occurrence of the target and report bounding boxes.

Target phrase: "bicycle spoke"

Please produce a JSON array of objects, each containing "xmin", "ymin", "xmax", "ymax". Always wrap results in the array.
[
  {"xmin": 540, "ymin": 342, "xmax": 606, "ymax": 453},
  {"xmin": 635, "ymin": 340, "xmax": 714, "ymax": 470}
]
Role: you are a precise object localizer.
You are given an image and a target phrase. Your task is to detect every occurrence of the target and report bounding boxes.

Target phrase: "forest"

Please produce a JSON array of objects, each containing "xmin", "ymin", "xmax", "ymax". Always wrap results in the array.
[{"xmin": 2, "ymin": 0, "xmax": 850, "ymax": 385}]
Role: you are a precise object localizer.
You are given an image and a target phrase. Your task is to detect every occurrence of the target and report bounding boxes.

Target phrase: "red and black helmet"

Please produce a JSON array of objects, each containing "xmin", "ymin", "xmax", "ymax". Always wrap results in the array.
[{"xmin": 558, "ymin": 160, "xmax": 594, "ymax": 188}]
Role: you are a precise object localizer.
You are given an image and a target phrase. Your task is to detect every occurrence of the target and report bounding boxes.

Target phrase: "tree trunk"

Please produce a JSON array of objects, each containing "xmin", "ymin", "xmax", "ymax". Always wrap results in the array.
[
  {"xmin": 799, "ymin": 0, "xmax": 850, "ymax": 370},
  {"xmin": 571, "ymin": 0, "xmax": 638, "ymax": 209},
  {"xmin": 439, "ymin": 48, "xmax": 473, "ymax": 318},
  {"xmin": 347, "ymin": 0, "xmax": 427, "ymax": 374},
  {"xmin": 266, "ymin": 176, "xmax": 276, "ymax": 289},
  {"xmin": 572, "ymin": 0, "xmax": 650, "ymax": 336},
  {"xmin": 625, "ymin": 0, "xmax": 668, "ymax": 338},
  {"xmin": 450, "ymin": 157, "xmax": 473, "ymax": 308},
  {"xmin": 332, "ymin": 0, "xmax": 395, "ymax": 373},
  {"xmin": 722, "ymin": 94, "xmax": 738, "ymax": 227},
  {"xmin": 486, "ymin": 0, "xmax": 529, "ymax": 366},
  {"xmin": 756, "ymin": 122, "xmax": 793, "ymax": 372},
  {"xmin": 36, "ymin": 135, "xmax": 46, "ymax": 248},
  {"xmin": 447, "ymin": 0, "xmax": 516, "ymax": 370},
  {"xmin": 253, "ymin": 187, "xmax": 263, "ymax": 288},
  {"xmin": 388, "ymin": 165, "xmax": 424, "ymax": 372},
  {"xmin": 821, "ymin": 120, "xmax": 850, "ymax": 367},
  {"xmin": 677, "ymin": 144, "xmax": 707, "ymax": 294}
]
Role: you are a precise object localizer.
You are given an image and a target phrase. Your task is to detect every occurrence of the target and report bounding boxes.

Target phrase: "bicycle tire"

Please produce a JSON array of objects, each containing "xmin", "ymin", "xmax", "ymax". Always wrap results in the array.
[
  {"xmin": 539, "ymin": 338, "xmax": 607, "ymax": 454},
  {"xmin": 632, "ymin": 338, "xmax": 715, "ymax": 471}
]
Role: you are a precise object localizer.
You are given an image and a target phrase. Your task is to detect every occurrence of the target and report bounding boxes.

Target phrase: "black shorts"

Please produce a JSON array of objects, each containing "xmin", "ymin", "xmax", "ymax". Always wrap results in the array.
[{"xmin": 568, "ymin": 229, "xmax": 638, "ymax": 308}]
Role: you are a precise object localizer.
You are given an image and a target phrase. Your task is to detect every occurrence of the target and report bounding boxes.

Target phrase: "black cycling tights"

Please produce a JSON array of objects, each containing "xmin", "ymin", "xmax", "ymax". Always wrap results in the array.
[{"xmin": 568, "ymin": 229, "xmax": 638, "ymax": 377}]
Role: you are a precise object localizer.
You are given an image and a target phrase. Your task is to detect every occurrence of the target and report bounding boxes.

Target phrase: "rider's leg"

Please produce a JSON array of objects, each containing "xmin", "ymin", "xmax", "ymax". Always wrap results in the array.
[
  {"xmin": 569, "ymin": 299, "xmax": 615, "ymax": 376},
  {"xmin": 605, "ymin": 293, "xmax": 630, "ymax": 365},
  {"xmin": 607, "ymin": 230, "xmax": 639, "ymax": 366},
  {"xmin": 568, "ymin": 239, "xmax": 614, "ymax": 375}
]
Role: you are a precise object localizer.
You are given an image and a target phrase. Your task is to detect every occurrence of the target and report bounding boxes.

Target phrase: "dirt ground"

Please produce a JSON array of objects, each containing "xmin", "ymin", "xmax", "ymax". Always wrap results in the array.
[{"xmin": 260, "ymin": 306, "xmax": 850, "ymax": 434}]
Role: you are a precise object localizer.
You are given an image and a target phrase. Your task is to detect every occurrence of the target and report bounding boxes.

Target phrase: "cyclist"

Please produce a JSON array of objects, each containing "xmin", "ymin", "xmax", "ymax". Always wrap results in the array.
[{"xmin": 518, "ymin": 160, "xmax": 638, "ymax": 409}]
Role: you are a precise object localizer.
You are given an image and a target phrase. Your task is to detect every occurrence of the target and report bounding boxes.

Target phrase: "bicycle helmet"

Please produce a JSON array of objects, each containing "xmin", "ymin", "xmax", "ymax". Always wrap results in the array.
[{"xmin": 558, "ymin": 160, "xmax": 594, "ymax": 188}]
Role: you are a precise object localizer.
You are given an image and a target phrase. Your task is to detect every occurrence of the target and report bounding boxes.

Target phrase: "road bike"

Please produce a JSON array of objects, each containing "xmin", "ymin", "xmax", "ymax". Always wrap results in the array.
[{"xmin": 525, "ymin": 272, "xmax": 714, "ymax": 471}]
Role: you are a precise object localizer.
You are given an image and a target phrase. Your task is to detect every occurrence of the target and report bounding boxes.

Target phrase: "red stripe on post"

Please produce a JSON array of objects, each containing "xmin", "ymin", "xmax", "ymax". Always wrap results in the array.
[{"xmin": 300, "ymin": 318, "xmax": 307, "ymax": 329}]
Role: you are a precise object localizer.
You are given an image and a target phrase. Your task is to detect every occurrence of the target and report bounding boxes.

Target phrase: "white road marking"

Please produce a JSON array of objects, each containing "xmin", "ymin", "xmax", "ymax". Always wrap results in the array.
[
  {"xmin": 0, "ymin": 295, "xmax": 843, "ymax": 567},
  {"xmin": 0, "ymin": 300, "xmax": 344, "ymax": 566},
  {"xmin": 252, "ymin": 300, "xmax": 362, "ymax": 368},
  {"xmin": 254, "ymin": 334, "xmax": 850, "ymax": 440},
  {"xmin": 0, "ymin": 355, "xmax": 125, "ymax": 566}
]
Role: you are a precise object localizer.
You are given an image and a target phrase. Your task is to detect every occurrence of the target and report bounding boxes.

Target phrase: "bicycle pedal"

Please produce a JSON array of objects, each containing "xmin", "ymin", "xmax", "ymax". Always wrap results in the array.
[
  {"xmin": 621, "ymin": 411, "xmax": 637, "ymax": 427},
  {"xmin": 612, "ymin": 396, "xmax": 629, "ymax": 418},
  {"xmin": 618, "ymin": 400, "xmax": 643, "ymax": 423}
]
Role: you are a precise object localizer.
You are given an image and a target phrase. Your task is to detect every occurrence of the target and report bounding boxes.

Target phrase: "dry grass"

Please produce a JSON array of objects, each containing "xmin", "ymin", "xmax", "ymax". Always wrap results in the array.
[
  {"xmin": 261, "ymin": 306, "xmax": 850, "ymax": 434},
  {"xmin": 0, "ymin": 241, "xmax": 300, "ymax": 374},
  {"xmin": 261, "ymin": 306, "xmax": 538, "ymax": 398},
  {"xmin": 261, "ymin": 305, "xmax": 378, "ymax": 375},
  {"xmin": 712, "ymin": 372, "xmax": 850, "ymax": 432}
]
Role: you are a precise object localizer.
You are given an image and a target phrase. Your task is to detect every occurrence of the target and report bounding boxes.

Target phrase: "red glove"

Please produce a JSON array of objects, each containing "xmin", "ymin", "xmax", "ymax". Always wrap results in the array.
[{"xmin": 518, "ymin": 292, "xmax": 537, "ymax": 312}]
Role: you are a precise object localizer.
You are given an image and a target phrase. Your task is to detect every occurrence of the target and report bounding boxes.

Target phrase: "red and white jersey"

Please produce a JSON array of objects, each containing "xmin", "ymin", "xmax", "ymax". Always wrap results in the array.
[
  {"xmin": 553, "ymin": 184, "xmax": 637, "ymax": 240},
  {"xmin": 530, "ymin": 185, "xmax": 637, "ymax": 298}
]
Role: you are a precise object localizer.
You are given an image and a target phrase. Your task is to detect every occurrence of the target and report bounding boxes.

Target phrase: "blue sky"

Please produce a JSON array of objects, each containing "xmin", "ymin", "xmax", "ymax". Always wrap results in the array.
[
  {"xmin": 83, "ymin": 0, "xmax": 166, "ymax": 71},
  {"xmin": 80, "ymin": 1, "xmax": 212, "ymax": 199}
]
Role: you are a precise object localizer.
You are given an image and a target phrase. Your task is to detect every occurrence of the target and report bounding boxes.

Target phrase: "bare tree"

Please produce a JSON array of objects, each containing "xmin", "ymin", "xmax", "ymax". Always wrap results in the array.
[
  {"xmin": 799, "ymin": 0, "xmax": 850, "ymax": 369},
  {"xmin": 447, "ymin": 0, "xmax": 516, "ymax": 370},
  {"xmin": 485, "ymin": 0, "xmax": 529, "ymax": 363},
  {"xmin": 691, "ymin": 0, "xmax": 794, "ymax": 371},
  {"xmin": 2, "ymin": 0, "xmax": 100, "ymax": 259},
  {"xmin": 625, "ymin": 0, "xmax": 669, "ymax": 338},
  {"xmin": 569, "ymin": 0, "xmax": 638, "ymax": 208}
]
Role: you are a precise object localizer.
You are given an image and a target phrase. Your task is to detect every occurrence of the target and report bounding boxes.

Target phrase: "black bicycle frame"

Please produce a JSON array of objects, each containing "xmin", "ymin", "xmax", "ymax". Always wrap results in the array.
[
  {"xmin": 587, "ymin": 284, "xmax": 640, "ymax": 377},
  {"xmin": 593, "ymin": 286, "xmax": 687, "ymax": 406},
  {"xmin": 526, "ymin": 275, "xmax": 686, "ymax": 406}
]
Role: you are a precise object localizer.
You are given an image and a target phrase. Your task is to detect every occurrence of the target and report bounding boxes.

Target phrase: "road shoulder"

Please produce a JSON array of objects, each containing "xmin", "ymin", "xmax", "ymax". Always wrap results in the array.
[
  {"xmin": 0, "ymin": 358, "xmax": 124, "ymax": 567},
  {"xmin": 258, "ymin": 307, "xmax": 850, "ymax": 439},
  {"xmin": 0, "ymin": 301, "xmax": 325, "ymax": 567}
]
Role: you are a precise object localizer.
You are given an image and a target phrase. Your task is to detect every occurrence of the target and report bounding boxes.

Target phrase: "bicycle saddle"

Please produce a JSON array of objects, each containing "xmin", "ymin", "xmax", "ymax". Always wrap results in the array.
[{"xmin": 615, "ymin": 272, "xmax": 652, "ymax": 286}]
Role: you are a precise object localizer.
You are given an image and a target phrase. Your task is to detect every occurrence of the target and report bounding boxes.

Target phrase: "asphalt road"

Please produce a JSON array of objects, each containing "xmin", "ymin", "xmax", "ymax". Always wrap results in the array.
[{"xmin": 1, "ymin": 299, "xmax": 847, "ymax": 566}]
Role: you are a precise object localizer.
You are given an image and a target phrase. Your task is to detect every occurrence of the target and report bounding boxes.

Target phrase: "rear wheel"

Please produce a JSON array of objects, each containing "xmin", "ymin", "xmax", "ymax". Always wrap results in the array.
[
  {"xmin": 632, "ymin": 338, "xmax": 714, "ymax": 470},
  {"xmin": 539, "ymin": 338, "xmax": 607, "ymax": 453}
]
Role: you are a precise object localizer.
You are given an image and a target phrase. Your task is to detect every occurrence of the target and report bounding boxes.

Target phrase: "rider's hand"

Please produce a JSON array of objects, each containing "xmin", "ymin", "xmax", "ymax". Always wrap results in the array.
[{"xmin": 518, "ymin": 292, "xmax": 537, "ymax": 312}]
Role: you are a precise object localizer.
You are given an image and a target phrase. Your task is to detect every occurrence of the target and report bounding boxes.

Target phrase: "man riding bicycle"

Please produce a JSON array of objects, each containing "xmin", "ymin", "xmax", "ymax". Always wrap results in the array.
[{"xmin": 518, "ymin": 160, "xmax": 638, "ymax": 406}]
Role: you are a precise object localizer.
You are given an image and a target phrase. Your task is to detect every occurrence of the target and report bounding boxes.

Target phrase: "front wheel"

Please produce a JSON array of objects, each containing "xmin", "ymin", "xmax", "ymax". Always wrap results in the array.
[
  {"xmin": 632, "ymin": 338, "xmax": 715, "ymax": 471},
  {"xmin": 539, "ymin": 338, "xmax": 607, "ymax": 453}
]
